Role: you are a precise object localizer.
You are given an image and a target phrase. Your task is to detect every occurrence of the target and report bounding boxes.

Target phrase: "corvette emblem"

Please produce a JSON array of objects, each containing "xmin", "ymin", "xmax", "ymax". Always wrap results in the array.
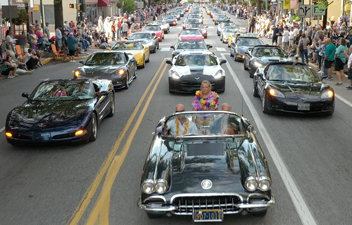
[
  {"xmin": 194, "ymin": 77, "xmax": 200, "ymax": 80},
  {"xmin": 201, "ymin": 179, "xmax": 212, "ymax": 190}
]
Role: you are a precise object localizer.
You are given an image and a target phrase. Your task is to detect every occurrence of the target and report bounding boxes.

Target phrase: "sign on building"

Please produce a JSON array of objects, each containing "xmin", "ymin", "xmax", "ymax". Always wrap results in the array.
[
  {"xmin": 298, "ymin": 5, "xmax": 311, "ymax": 18},
  {"xmin": 312, "ymin": 5, "xmax": 326, "ymax": 16}
]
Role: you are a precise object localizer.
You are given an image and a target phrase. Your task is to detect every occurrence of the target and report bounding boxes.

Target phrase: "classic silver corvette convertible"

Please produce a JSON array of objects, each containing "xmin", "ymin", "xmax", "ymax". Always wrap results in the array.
[{"xmin": 138, "ymin": 111, "xmax": 275, "ymax": 222}]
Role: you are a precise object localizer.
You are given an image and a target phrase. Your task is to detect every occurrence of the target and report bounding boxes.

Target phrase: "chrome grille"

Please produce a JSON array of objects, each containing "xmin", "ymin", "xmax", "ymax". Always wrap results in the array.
[{"xmin": 172, "ymin": 196, "xmax": 241, "ymax": 215}]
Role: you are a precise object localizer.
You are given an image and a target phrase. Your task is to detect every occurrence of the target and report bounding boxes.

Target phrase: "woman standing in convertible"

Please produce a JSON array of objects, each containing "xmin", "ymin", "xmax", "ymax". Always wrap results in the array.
[{"xmin": 192, "ymin": 80, "xmax": 219, "ymax": 127}]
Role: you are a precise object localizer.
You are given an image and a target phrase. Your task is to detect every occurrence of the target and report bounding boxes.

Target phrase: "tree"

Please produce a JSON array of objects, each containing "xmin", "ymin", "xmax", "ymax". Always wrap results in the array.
[
  {"xmin": 54, "ymin": 0, "xmax": 63, "ymax": 29},
  {"xmin": 257, "ymin": 0, "xmax": 261, "ymax": 15},
  {"xmin": 124, "ymin": 0, "xmax": 136, "ymax": 13},
  {"xmin": 188, "ymin": 0, "xmax": 195, "ymax": 3},
  {"xmin": 317, "ymin": 0, "xmax": 334, "ymax": 29}
]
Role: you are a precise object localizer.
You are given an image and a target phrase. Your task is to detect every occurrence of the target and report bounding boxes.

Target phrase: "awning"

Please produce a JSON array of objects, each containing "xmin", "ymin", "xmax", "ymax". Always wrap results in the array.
[{"xmin": 98, "ymin": 0, "xmax": 111, "ymax": 7}]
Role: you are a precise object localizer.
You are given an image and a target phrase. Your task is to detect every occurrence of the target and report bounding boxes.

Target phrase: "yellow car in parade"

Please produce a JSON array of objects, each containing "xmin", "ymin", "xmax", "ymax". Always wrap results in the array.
[
  {"xmin": 228, "ymin": 31, "xmax": 256, "ymax": 48},
  {"xmin": 111, "ymin": 41, "xmax": 150, "ymax": 68}
]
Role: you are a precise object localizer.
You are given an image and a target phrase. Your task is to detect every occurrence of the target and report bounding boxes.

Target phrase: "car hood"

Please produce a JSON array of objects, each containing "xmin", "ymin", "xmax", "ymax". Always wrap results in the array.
[
  {"xmin": 257, "ymin": 57, "xmax": 292, "ymax": 64},
  {"xmin": 79, "ymin": 65, "xmax": 123, "ymax": 77},
  {"xmin": 172, "ymin": 65, "xmax": 220, "ymax": 76},
  {"xmin": 236, "ymin": 46, "xmax": 251, "ymax": 54},
  {"xmin": 7, "ymin": 100, "xmax": 92, "ymax": 130},
  {"xmin": 129, "ymin": 39, "xmax": 153, "ymax": 45},
  {"xmin": 170, "ymin": 155, "xmax": 243, "ymax": 193},
  {"xmin": 270, "ymin": 81, "xmax": 329, "ymax": 98}
]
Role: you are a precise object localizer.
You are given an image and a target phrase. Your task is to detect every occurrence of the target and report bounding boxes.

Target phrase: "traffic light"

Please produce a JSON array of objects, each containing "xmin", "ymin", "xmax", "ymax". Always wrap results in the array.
[
  {"xmin": 312, "ymin": 1, "xmax": 317, "ymax": 5},
  {"xmin": 69, "ymin": 3, "xmax": 74, "ymax": 8},
  {"xmin": 77, "ymin": 4, "xmax": 82, "ymax": 11}
]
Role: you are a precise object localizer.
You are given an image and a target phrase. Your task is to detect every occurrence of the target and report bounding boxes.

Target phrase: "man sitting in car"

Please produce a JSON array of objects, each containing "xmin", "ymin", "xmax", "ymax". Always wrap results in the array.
[
  {"xmin": 210, "ymin": 103, "xmax": 241, "ymax": 135},
  {"xmin": 165, "ymin": 104, "xmax": 198, "ymax": 136}
]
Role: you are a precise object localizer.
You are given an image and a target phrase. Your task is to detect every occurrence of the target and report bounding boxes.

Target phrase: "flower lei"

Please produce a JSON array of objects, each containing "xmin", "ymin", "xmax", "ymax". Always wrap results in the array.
[
  {"xmin": 196, "ymin": 91, "xmax": 219, "ymax": 110},
  {"xmin": 175, "ymin": 117, "xmax": 189, "ymax": 136}
]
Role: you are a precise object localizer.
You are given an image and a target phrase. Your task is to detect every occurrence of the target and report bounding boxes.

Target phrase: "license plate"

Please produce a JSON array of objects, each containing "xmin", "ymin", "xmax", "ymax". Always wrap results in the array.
[
  {"xmin": 298, "ymin": 103, "xmax": 310, "ymax": 111},
  {"xmin": 193, "ymin": 209, "xmax": 223, "ymax": 222}
]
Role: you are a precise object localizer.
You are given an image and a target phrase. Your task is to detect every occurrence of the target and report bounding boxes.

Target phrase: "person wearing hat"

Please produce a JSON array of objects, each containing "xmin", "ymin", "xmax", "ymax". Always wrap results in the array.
[
  {"xmin": 55, "ymin": 25, "xmax": 63, "ymax": 50},
  {"xmin": 45, "ymin": 22, "xmax": 50, "ymax": 39}
]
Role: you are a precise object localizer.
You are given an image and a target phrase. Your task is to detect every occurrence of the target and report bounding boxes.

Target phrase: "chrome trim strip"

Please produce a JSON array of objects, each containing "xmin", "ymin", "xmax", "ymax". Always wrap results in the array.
[
  {"xmin": 170, "ymin": 193, "xmax": 244, "ymax": 203},
  {"xmin": 248, "ymin": 144, "xmax": 261, "ymax": 182},
  {"xmin": 143, "ymin": 195, "xmax": 166, "ymax": 204},
  {"xmin": 153, "ymin": 139, "xmax": 163, "ymax": 182}
]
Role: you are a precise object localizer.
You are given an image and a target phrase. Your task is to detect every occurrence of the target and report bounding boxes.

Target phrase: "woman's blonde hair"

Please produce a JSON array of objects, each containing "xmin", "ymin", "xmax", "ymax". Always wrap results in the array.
[{"xmin": 201, "ymin": 80, "xmax": 212, "ymax": 89}]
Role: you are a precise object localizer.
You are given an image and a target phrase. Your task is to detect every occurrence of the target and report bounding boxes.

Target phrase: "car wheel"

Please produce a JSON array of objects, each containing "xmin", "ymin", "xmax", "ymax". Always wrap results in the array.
[
  {"xmin": 107, "ymin": 97, "xmax": 115, "ymax": 117},
  {"xmin": 230, "ymin": 50, "xmax": 234, "ymax": 57},
  {"xmin": 147, "ymin": 212, "xmax": 162, "ymax": 219},
  {"xmin": 253, "ymin": 79, "xmax": 259, "ymax": 97},
  {"xmin": 249, "ymin": 69, "xmax": 254, "ymax": 78},
  {"xmin": 151, "ymin": 46, "xmax": 156, "ymax": 53},
  {"xmin": 220, "ymin": 36, "xmax": 222, "ymax": 41},
  {"xmin": 89, "ymin": 114, "xmax": 98, "ymax": 142},
  {"xmin": 141, "ymin": 57, "xmax": 145, "ymax": 68},
  {"xmin": 146, "ymin": 55, "xmax": 150, "ymax": 63},
  {"xmin": 262, "ymin": 93, "xmax": 270, "ymax": 114},
  {"xmin": 162, "ymin": 35, "xmax": 164, "ymax": 39},
  {"xmin": 244, "ymin": 60, "xmax": 248, "ymax": 70},
  {"xmin": 124, "ymin": 73, "xmax": 130, "ymax": 89},
  {"xmin": 133, "ymin": 70, "xmax": 137, "ymax": 79},
  {"xmin": 252, "ymin": 210, "xmax": 267, "ymax": 217}
]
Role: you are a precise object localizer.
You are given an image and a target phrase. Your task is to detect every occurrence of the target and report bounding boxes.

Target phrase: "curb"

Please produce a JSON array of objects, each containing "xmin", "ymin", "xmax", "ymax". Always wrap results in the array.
[{"xmin": 42, "ymin": 53, "xmax": 91, "ymax": 65}]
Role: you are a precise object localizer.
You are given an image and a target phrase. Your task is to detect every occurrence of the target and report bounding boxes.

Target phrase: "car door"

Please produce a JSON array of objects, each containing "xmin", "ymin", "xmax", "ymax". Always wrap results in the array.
[
  {"xmin": 92, "ymin": 81, "xmax": 111, "ymax": 121},
  {"xmin": 245, "ymin": 48, "xmax": 253, "ymax": 69},
  {"xmin": 257, "ymin": 68, "xmax": 268, "ymax": 98},
  {"xmin": 124, "ymin": 52, "xmax": 135, "ymax": 78}
]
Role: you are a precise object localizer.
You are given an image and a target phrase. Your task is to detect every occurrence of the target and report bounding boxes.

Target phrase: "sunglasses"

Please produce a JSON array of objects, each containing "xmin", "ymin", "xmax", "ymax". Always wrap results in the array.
[{"xmin": 175, "ymin": 110, "xmax": 185, "ymax": 113}]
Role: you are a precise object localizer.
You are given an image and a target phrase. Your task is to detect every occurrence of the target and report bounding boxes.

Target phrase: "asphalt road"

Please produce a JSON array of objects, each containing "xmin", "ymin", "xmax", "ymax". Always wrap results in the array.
[{"xmin": 0, "ymin": 6, "xmax": 352, "ymax": 225}]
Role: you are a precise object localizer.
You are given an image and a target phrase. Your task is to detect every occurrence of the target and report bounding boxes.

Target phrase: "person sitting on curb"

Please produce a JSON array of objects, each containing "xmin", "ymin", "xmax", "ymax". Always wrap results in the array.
[
  {"xmin": 24, "ymin": 48, "xmax": 40, "ymax": 70},
  {"xmin": 1, "ymin": 56, "xmax": 18, "ymax": 78}
]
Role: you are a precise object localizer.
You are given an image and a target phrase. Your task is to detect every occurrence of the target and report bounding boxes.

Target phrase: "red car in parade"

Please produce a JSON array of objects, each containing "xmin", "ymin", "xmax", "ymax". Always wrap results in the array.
[
  {"xmin": 141, "ymin": 25, "xmax": 164, "ymax": 41},
  {"xmin": 178, "ymin": 29, "xmax": 204, "ymax": 41}
]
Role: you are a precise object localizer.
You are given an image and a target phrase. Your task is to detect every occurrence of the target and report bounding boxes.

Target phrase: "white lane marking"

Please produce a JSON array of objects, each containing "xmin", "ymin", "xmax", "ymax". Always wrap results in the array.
[
  {"xmin": 221, "ymin": 53, "xmax": 317, "ymax": 225},
  {"xmin": 0, "ymin": 127, "xmax": 4, "ymax": 133},
  {"xmin": 160, "ymin": 48, "xmax": 171, "ymax": 51},
  {"xmin": 216, "ymin": 47, "xmax": 227, "ymax": 51},
  {"xmin": 335, "ymin": 94, "xmax": 352, "ymax": 108}
]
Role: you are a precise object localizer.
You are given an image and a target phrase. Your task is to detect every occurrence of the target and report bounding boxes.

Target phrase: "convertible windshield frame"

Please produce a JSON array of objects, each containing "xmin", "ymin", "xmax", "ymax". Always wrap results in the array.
[
  {"xmin": 267, "ymin": 65, "xmax": 320, "ymax": 82},
  {"xmin": 85, "ymin": 52, "xmax": 125, "ymax": 65},
  {"xmin": 174, "ymin": 53, "xmax": 218, "ymax": 66}
]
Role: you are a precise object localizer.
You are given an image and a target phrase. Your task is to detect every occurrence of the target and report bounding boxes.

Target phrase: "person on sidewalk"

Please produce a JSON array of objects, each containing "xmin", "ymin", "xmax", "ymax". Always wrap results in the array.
[
  {"xmin": 346, "ymin": 45, "xmax": 352, "ymax": 90},
  {"xmin": 62, "ymin": 32, "xmax": 69, "ymax": 62},
  {"xmin": 122, "ymin": 20, "xmax": 128, "ymax": 39},
  {"xmin": 24, "ymin": 48, "xmax": 40, "ymax": 70},
  {"xmin": 1, "ymin": 56, "xmax": 18, "ymax": 78},
  {"xmin": 334, "ymin": 38, "xmax": 347, "ymax": 86},
  {"xmin": 55, "ymin": 25, "xmax": 63, "ymax": 50},
  {"xmin": 298, "ymin": 33, "xmax": 309, "ymax": 64},
  {"xmin": 324, "ymin": 38, "xmax": 336, "ymax": 80},
  {"xmin": 67, "ymin": 33, "xmax": 78, "ymax": 62}
]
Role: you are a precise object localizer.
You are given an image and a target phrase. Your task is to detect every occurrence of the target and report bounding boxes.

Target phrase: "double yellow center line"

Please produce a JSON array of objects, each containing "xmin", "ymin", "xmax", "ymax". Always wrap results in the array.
[{"xmin": 68, "ymin": 59, "xmax": 169, "ymax": 225}]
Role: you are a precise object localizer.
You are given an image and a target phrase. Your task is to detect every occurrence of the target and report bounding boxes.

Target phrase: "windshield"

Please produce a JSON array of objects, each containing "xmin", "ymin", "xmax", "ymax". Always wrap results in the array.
[
  {"xmin": 188, "ymin": 24, "xmax": 205, "ymax": 29},
  {"xmin": 176, "ymin": 41, "xmax": 207, "ymax": 49},
  {"xmin": 112, "ymin": 42, "xmax": 144, "ymax": 50},
  {"xmin": 254, "ymin": 48, "xmax": 287, "ymax": 57},
  {"xmin": 181, "ymin": 29, "xmax": 202, "ymax": 35},
  {"xmin": 164, "ymin": 16, "xmax": 174, "ymax": 20},
  {"xmin": 142, "ymin": 26, "xmax": 160, "ymax": 31},
  {"xmin": 268, "ymin": 65, "xmax": 320, "ymax": 82},
  {"xmin": 223, "ymin": 28, "xmax": 236, "ymax": 33},
  {"xmin": 175, "ymin": 54, "xmax": 218, "ymax": 66},
  {"xmin": 30, "ymin": 81, "xmax": 94, "ymax": 101},
  {"xmin": 129, "ymin": 33, "xmax": 152, "ymax": 40},
  {"xmin": 187, "ymin": 19, "xmax": 199, "ymax": 24},
  {"xmin": 237, "ymin": 38, "xmax": 263, "ymax": 46},
  {"xmin": 164, "ymin": 112, "xmax": 245, "ymax": 137},
  {"xmin": 85, "ymin": 52, "xmax": 125, "ymax": 65}
]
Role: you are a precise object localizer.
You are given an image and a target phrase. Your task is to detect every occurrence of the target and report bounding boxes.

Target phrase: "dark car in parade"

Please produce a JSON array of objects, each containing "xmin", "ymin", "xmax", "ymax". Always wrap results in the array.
[
  {"xmin": 214, "ymin": 15, "xmax": 230, "ymax": 25},
  {"xmin": 164, "ymin": 15, "xmax": 178, "ymax": 26},
  {"xmin": 138, "ymin": 111, "xmax": 275, "ymax": 221},
  {"xmin": 5, "ymin": 79, "xmax": 115, "ymax": 146},
  {"xmin": 170, "ymin": 40, "xmax": 212, "ymax": 59},
  {"xmin": 73, "ymin": 51, "xmax": 137, "ymax": 89},
  {"xmin": 127, "ymin": 32, "xmax": 159, "ymax": 53},
  {"xmin": 186, "ymin": 23, "xmax": 208, "ymax": 38},
  {"xmin": 244, "ymin": 45, "xmax": 292, "ymax": 78},
  {"xmin": 167, "ymin": 51, "xmax": 226, "ymax": 93},
  {"xmin": 253, "ymin": 62, "xmax": 335, "ymax": 115},
  {"xmin": 231, "ymin": 37, "xmax": 264, "ymax": 62}
]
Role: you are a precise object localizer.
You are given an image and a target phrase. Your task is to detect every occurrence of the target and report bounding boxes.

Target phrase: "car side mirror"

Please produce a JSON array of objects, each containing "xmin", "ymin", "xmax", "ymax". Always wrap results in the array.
[
  {"xmin": 79, "ymin": 60, "xmax": 84, "ymax": 64},
  {"xmin": 99, "ymin": 91, "xmax": 109, "ymax": 96},
  {"xmin": 22, "ymin": 92, "xmax": 29, "ymax": 99},
  {"xmin": 154, "ymin": 36, "xmax": 158, "ymax": 40},
  {"xmin": 130, "ymin": 58, "xmax": 136, "ymax": 62},
  {"xmin": 220, "ymin": 59, "xmax": 227, "ymax": 65},
  {"xmin": 166, "ymin": 60, "xmax": 173, "ymax": 65},
  {"xmin": 125, "ymin": 37, "xmax": 129, "ymax": 40},
  {"xmin": 257, "ymin": 73, "xmax": 264, "ymax": 79},
  {"xmin": 207, "ymin": 45, "xmax": 212, "ymax": 49},
  {"xmin": 320, "ymin": 75, "xmax": 326, "ymax": 81},
  {"xmin": 245, "ymin": 51, "xmax": 249, "ymax": 55},
  {"xmin": 170, "ymin": 45, "xmax": 175, "ymax": 49},
  {"xmin": 152, "ymin": 33, "xmax": 156, "ymax": 36}
]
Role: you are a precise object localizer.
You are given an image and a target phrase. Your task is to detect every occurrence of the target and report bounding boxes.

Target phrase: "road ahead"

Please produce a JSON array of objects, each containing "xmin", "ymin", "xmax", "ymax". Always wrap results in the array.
[{"xmin": 0, "ymin": 6, "xmax": 352, "ymax": 225}]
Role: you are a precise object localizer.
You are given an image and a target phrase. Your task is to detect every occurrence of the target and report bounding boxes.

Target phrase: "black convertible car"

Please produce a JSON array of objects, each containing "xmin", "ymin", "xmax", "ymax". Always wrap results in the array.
[
  {"xmin": 138, "ymin": 111, "xmax": 275, "ymax": 221},
  {"xmin": 5, "ymin": 79, "xmax": 115, "ymax": 146},
  {"xmin": 244, "ymin": 45, "xmax": 292, "ymax": 78},
  {"xmin": 74, "ymin": 51, "xmax": 137, "ymax": 89},
  {"xmin": 253, "ymin": 62, "xmax": 335, "ymax": 115}
]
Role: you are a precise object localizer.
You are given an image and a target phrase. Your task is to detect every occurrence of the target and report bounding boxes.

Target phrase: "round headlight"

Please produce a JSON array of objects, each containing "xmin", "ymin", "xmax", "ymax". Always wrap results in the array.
[
  {"xmin": 118, "ymin": 69, "xmax": 126, "ymax": 76},
  {"xmin": 245, "ymin": 176, "xmax": 258, "ymax": 192},
  {"xmin": 155, "ymin": 179, "xmax": 169, "ymax": 194},
  {"xmin": 321, "ymin": 89, "xmax": 334, "ymax": 99},
  {"xmin": 74, "ymin": 70, "xmax": 82, "ymax": 78},
  {"xmin": 258, "ymin": 176, "xmax": 271, "ymax": 191},
  {"xmin": 142, "ymin": 179, "xmax": 155, "ymax": 194}
]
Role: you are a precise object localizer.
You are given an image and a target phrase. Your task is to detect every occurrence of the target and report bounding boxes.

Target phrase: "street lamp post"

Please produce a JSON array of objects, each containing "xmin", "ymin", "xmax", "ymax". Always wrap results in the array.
[{"xmin": 23, "ymin": 0, "xmax": 31, "ymax": 46}]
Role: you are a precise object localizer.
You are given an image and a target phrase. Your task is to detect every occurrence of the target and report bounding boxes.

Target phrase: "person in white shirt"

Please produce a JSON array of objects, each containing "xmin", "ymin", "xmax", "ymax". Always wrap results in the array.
[
  {"xmin": 289, "ymin": 27, "xmax": 295, "ymax": 47},
  {"xmin": 346, "ymin": 45, "xmax": 352, "ymax": 90},
  {"xmin": 165, "ymin": 104, "xmax": 198, "ymax": 136},
  {"xmin": 282, "ymin": 26, "xmax": 290, "ymax": 50},
  {"xmin": 55, "ymin": 25, "xmax": 63, "ymax": 50}
]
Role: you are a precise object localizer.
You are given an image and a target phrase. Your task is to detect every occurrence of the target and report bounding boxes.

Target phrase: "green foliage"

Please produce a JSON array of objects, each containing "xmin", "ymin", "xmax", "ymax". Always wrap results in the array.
[
  {"xmin": 188, "ymin": 0, "xmax": 194, "ymax": 3},
  {"xmin": 317, "ymin": 0, "xmax": 333, "ymax": 9},
  {"xmin": 4, "ymin": 9, "xmax": 28, "ymax": 25},
  {"xmin": 250, "ymin": 0, "xmax": 257, "ymax": 5},
  {"xmin": 292, "ymin": 15, "xmax": 300, "ymax": 21},
  {"xmin": 124, "ymin": 0, "xmax": 136, "ymax": 13}
]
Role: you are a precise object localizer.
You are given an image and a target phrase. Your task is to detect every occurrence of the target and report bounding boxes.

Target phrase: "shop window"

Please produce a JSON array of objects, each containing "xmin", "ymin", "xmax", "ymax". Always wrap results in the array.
[{"xmin": 44, "ymin": 5, "xmax": 55, "ymax": 24}]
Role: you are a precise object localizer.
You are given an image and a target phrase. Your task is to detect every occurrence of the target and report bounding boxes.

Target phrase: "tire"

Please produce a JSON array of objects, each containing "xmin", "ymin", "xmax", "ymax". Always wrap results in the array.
[
  {"xmin": 262, "ymin": 93, "xmax": 270, "ymax": 114},
  {"xmin": 151, "ymin": 46, "xmax": 156, "ymax": 53},
  {"xmin": 89, "ymin": 114, "xmax": 98, "ymax": 142},
  {"xmin": 253, "ymin": 80, "xmax": 259, "ymax": 97},
  {"xmin": 124, "ymin": 74, "xmax": 130, "ymax": 89},
  {"xmin": 107, "ymin": 97, "xmax": 115, "ymax": 117},
  {"xmin": 157, "ymin": 43, "xmax": 159, "ymax": 50},
  {"xmin": 230, "ymin": 50, "xmax": 234, "ymax": 57},
  {"xmin": 133, "ymin": 70, "xmax": 137, "ymax": 79},
  {"xmin": 249, "ymin": 69, "xmax": 254, "ymax": 78},
  {"xmin": 252, "ymin": 210, "xmax": 267, "ymax": 217},
  {"xmin": 140, "ymin": 57, "xmax": 145, "ymax": 68},
  {"xmin": 146, "ymin": 55, "xmax": 150, "ymax": 63},
  {"xmin": 244, "ymin": 60, "xmax": 248, "ymax": 70},
  {"xmin": 147, "ymin": 212, "xmax": 162, "ymax": 219},
  {"xmin": 162, "ymin": 35, "xmax": 164, "ymax": 39}
]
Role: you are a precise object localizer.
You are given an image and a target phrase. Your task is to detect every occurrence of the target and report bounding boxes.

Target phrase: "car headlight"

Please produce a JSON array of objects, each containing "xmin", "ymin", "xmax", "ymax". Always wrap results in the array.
[
  {"xmin": 171, "ymin": 71, "xmax": 180, "ymax": 79},
  {"xmin": 141, "ymin": 179, "xmax": 155, "ymax": 194},
  {"xmin": 245, "ymin": 176, "xmax": 257, "ymax": 192},
  {"xmin": 321, "ymin": 89, "xmax": 334, "ymax": 99},
  {"xmin": 214, "ymin": 70, "xmax": 223, "ymax": 79},
  {"xmin": 74, "ymin": 70, "xmax": 83, "ymax": 78},
  {"xmin": 117, "ymin": 69, "xmax": 126, "ymax": 76},
  {"xmin": 253, "ymin": 61, "xmax": 263, "ymax": 68},
  {"xmin": 268, "ymin": 88, "xmax": 285, "ymax": 98},
  {"xmin": 155, "ymin": 179, "xmax": 169, "ymax": 194},
  {"xmin": 258, "ymin": 176, "xmax": 271, "ymax": 191}
]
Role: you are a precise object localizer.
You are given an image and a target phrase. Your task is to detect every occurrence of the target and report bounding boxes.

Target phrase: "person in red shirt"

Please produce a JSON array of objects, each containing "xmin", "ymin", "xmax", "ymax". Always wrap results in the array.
[{"xmin": 35, "ymin": 26, "xmax": 44, "ymax": 50}]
